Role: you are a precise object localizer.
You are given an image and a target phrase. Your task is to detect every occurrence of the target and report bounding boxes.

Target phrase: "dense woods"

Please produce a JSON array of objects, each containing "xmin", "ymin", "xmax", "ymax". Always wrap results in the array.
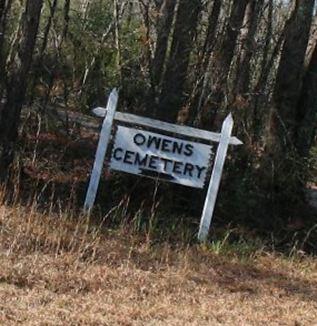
[{"xmin": 0, "ymin": 0, "xmax": 316, "ymax": 241}]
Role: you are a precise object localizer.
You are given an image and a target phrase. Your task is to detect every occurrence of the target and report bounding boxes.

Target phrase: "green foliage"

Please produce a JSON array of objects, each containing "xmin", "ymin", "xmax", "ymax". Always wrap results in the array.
[{"xmin": 206, "ymin": 228, "xmax": 265, "ymax": 260}]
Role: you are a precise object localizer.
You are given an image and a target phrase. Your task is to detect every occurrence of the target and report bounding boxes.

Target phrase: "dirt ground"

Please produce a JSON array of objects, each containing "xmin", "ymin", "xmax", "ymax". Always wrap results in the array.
[{"xmin": 0, "ymin": 204, "xmax": 316, "ymax": 326}]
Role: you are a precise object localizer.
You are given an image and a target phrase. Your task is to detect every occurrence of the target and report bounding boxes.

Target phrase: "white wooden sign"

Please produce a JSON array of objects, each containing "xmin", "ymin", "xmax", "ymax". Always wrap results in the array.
[
  {"xmin": 84, "ymin": 89, "xmax": 243, "ymax": 242},
  {"xmin": 110, "ymin": 126, "xmax": 213, "ymax": 188}
]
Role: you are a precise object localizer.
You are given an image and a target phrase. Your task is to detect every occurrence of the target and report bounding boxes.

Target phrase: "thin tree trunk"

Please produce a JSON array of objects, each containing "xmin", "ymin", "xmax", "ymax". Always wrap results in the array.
[
  {"xmin": 235, "ymin": 0, "xmax": 264, "ymax": 97},
  {"xmin": 202, "ymin": 0, "xmax": 248, "ymax": 128},
  {"xmin": 0, "ymin": 0, "xmax": 44, "ymax": 179},
  {"xmin": 158, "ymin": 0, "xmax": 202, "ymax": 122},
  {"xmin": 6, "ymin": 6, "xmax": 24, "ymax": 73},
  {"xmin": 0, "ymin": 0, "xmax": 12, "ymax": 51},
  {"xmin": 28, "ymin": 0, "xmax": 59, "ymax": 107},
  {"xmin": 146, "ymin": 0, "xmax": 176, "ymax": 116},
  {"xmin": 61, "ymin": 0, "xmax": 70, "ymax": 46},
  {"xmin": 305, "ymin": 15, "xmax": 317, "ymax": 68},
  {"xmin": 252, "ymin": 34, "xmax": 284, "ymax": 141},
  {"xmin": 201, "ymin": 0, "xmax": 221, "ymax": 74},
  {"xmin": 188, "ymin": 0, "xmax": 221, "ymax": 124},
  {"xmin": 0, "ymin": 0, "xmax": 13, "ymax": 88},
  {"xmin": 262, "ymin": 0, "xmax": 315, "ymax": 208},
  {"xmin": 40, "ymin": 0, "xmax": 58, "ymax": 57},
  {"xmin": 252, "ymin": 0, "xmax": 274, "ymax": 140},
  {"xmin": 80, "ymin": 0, "xmax": 90, "ymax": 22},
  {"xmin": 138, "ymin": 0, "xmax": 154, "ymax": 88},
  {"xmin": 114, "ymin": 0, "xmax": 123, "ymax": 83},
  {"xmin": 151, "ymin": 0, "xmax": 176, "ymax": 88},
  {"xmin": 295, "ymin": 41, "xmax": 317, "ymax": 157},
  {"xmin": 214, "ymin": 0, "xmax": 248, "ymax": 87},
  {"xmin": 0, "ymin": 0, "xmax": 5, "ymax": 21},
  {"xmin": 268, "ymin": 0, "xmax": 315, "ymax": 152}
]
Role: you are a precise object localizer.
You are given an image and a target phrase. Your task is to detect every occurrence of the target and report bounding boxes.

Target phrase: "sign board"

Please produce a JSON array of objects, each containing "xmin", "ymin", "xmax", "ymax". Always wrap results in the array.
[
  {"xmin": 110, "ymin": 126, "xmax": 213, "ymax": 188},
  {"xmin": 84, "ymin": 89, "xmax": 243, "ymax": 242}
]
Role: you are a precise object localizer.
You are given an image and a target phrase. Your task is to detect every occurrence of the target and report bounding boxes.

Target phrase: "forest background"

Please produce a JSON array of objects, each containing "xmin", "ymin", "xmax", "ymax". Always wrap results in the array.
[{"xmin": 0, "ymin": 0, "xmax": 317, "ymax": 250}]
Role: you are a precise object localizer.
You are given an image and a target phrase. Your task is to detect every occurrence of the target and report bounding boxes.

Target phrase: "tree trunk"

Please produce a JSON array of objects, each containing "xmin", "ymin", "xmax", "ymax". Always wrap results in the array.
[
  {"xmin": 0, "ymin": 0, "xmax": 11, "ymax": 51},
  {"xmin": 213, "ymin": 0, "xmax": 249, "ymax": 90},
  {"xmin": 200, "ymin": 0, "xmax": 221, "ymax": 74},
  {"xmin": 201, "ymin": 0, "xmax": 248, "ymax": 129},
  {"xmin": 40, "ymin": 0, "xmax": 58, "ymax": 56},
  {"xmin": 294, "ymin": 41, "xmax": 317, "ymax": 157},
  {"xmin": 138, "ymin": 0, "xmax": 152, "ymax": 81},
  {"xmin": 268, "ymin": 0, "xmax": 315, "ymax": 152},
  {"xmin": 188, "ymin": 0, "xmax": 221, "ymax": 124},
  {"xmin": 235, "ymin": 0, "xmax": 264, "ymax": 97},
  {"xmin": 63, "ymin": 0, "xmax": 71, "ymax": 40},
  {"xmin": 305, "ymin": 15, "xmax": 317, "ymax": 68},
  {"xmin": 158, "ymin": 0, "xmax": 201, "ymax": 122},
  {"xmin": 0, "ymin": 0, "xmax": 43, "ymax": 179},
  {"xmin": 252, "ymin": 0, "xmax": 274, "ymax": 140},
  {"xmin": 151, "ymin": 0, "xmax": 176, "ymax": 88},
  {"xmin": 263, "ymin": 0, "xmax": 315, "ymax": 209},
  {"xmin": 114, "ymin": 0, "xmax": 123, "ymax": 83},
  {"xmin": 0, "ymin": 0, "xmax": 13, "ymax": 90}
]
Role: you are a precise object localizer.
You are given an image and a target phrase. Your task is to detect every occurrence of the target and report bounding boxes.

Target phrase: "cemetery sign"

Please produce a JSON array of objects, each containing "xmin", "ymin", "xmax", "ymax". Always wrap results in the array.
[{"xmin": 84, "ymin": 89, "xmax": 242, "ymax": 242}]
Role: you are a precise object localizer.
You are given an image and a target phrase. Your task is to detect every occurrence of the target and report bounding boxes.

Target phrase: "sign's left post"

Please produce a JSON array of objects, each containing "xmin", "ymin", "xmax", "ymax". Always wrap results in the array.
[{"xmin": 84, "ymin": 89, "xmax": 119, "ymax": 213}]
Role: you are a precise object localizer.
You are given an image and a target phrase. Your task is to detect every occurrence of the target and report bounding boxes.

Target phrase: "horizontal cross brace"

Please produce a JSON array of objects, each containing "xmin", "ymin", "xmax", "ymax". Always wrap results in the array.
[{"xmin": 92, "ymin": 108, "xmax": 243, "ymax": 146}]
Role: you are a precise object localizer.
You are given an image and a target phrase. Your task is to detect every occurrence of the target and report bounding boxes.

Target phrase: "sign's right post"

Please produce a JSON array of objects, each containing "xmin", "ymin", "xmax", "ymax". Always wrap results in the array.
[{"xmin": 198, "ymin": 113, "xmax": 234, "ymax": 242}]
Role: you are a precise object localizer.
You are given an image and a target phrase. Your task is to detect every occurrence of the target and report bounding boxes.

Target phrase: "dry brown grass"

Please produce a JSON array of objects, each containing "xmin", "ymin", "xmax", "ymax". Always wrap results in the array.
[{"xmin": 0, "ymin": 202, "xmax": 317, "ymax": 325}]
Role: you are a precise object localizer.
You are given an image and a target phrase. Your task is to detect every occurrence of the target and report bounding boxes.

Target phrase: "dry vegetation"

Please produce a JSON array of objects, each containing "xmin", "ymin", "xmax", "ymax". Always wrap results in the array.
[
  {"xmin": 0, "ymin": 200, "xmax": 317, "ymax": 326},
  {"xmin": 1, "ymin": 1, "xmax": 317, "ymax": 324}
]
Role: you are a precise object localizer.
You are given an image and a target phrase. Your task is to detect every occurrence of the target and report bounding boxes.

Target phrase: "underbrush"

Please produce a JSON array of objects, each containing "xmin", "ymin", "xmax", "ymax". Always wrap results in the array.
[
  {"xmin": 0, "ymin": 187, "xmax": 315, "ymax": 263},
  {"xmin": 1, "ymin": 204, "xmax": 316, "ymax": 315},
  {"xmin": 1, "ymin": 191, "xmax": 317, "ymax": 325},
  {"xmin": 3, "ymin": 111, "xmax": 315, "ymax": 256}
]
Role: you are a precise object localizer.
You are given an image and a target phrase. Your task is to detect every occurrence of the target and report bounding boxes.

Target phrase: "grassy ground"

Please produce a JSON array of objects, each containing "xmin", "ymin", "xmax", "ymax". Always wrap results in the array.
[{"xmin": 0, "ymin": 202, "xmax": 317, "ymax": 326}]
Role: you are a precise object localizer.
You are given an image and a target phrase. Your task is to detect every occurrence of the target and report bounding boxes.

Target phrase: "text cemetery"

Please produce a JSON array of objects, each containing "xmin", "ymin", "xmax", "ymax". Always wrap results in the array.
[{"xmin": 110, "ymin": 126, "xmax": 213, "ymax": 188}]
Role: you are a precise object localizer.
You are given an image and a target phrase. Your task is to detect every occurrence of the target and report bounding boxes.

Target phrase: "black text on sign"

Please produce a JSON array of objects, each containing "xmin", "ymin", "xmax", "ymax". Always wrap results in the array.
[{"xmin": 110, "ymin": 126, "xmax": 213, "ymax": 188}]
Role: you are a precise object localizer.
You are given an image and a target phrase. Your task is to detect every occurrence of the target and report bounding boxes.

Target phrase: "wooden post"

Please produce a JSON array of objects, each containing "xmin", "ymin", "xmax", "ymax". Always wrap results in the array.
[
  {"xmin": 84, "ymin": 89, "xmax": 119, "ymax": 212},
  {"xmin": 198, "ymin": 113, "xmax": 234, "ymax": 242}
]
